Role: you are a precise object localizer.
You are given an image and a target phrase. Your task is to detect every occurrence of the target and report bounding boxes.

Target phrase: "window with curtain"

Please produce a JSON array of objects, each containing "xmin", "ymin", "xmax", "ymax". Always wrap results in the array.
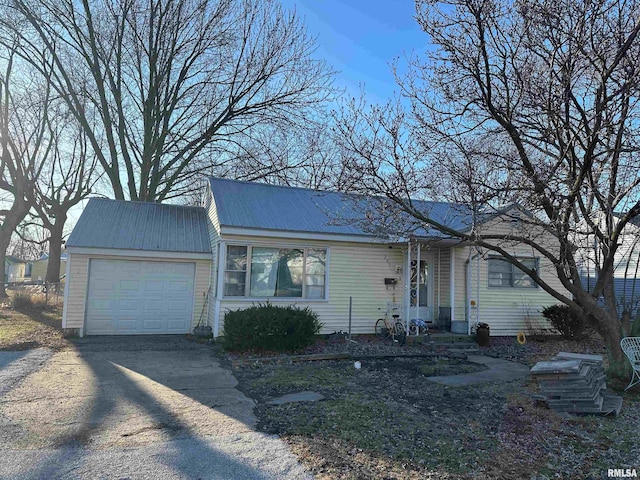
[
  {"xmin": 223, "ymin": 245, "xmax": 327, "ymax": 299},
  {"xmin": 224, "ymin": 246, "xmax": 248, "ymax": 296},
  {"xmin": 488, "ymin": 257, "xmax": 537, "ymax": 288}
]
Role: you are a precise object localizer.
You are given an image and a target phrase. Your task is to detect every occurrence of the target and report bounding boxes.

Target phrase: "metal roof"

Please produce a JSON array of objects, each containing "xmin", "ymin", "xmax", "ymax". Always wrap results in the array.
[
  {"xmin": 208, "ymin": 177, "xmax": 473, "ymax": 239},
  {"xmin": 67, "ymin": 198, "xmax": 211, "ymax": 253}
]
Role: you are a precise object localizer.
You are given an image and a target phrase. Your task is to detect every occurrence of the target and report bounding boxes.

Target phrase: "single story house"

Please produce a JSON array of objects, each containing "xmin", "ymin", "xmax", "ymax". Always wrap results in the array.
[
  {"xmin": 31, "ymin": 252, "xmax": 68, "ymax": 283},
  {"xmin": 5, "ymin": 256, "xmax": 29, "ymax": 284},
  {"xmin": 62, "ymin": 178, "xmax": 565, "ymax": 337}
]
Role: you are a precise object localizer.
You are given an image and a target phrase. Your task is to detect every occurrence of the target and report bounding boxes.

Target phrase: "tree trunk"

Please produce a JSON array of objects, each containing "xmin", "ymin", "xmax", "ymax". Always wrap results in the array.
[
  {"xmin": 595, "ymin": 309, "xmax": 626, "ymax": 369},
  {"xmin": 0, "ymin": 235, "xmax": 10, "ymax": 298},
  {"xmin": 45, "ymin": 215, "xmax": 66, "ymax": 285},
  {"xmin": 0, "ymin": 195, "xmax": 31, "ymax": 298}
]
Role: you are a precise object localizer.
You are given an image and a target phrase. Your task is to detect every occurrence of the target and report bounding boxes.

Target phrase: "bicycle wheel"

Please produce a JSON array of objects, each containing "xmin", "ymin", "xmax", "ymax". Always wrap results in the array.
[
  {"xmin": 409, "ymin": 322, "xmax": 419, "ymax": 336},
  {"xmin": 394, "ymin": 322, "xmax": 407, "ymax": 345},
  {"xmin": 375, "ymin": 319, "xmax": 387, "ymax": 339}
]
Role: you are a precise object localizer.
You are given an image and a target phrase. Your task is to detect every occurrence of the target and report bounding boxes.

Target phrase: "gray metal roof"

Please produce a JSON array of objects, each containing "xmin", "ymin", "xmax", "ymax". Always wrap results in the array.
[
  {"xmin": 208, "ymin": 177, "xmax": 473, "ymax": 239},
  {"xmin": 67, "ymin": 198, "xmax": 211, "ymax": 253}
]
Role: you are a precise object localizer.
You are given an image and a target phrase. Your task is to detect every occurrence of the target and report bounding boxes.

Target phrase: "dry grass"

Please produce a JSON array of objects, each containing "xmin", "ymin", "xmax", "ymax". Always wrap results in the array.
[
  {"xmin": 0, "ymin": 299, "xmax": 71, "ymax": 351},
  {"xmin": 231, "ymin": 337, "xmax": 640, "ymax": 479}
]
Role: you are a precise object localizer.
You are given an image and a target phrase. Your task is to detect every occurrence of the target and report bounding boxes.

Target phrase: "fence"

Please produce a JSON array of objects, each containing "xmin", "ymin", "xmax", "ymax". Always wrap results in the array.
[{"xmin": 8, "ymin": 282, "xmax": 65, "ymax": 308}]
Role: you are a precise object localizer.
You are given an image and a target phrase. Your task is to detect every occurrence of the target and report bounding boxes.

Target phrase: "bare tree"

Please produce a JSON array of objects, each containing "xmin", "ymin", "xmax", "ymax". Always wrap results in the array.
[
  {"xmin": 0, "ymin": 42, "xmax": 53, "ymax": 297},
  {"xmin": 33, "ymin": 116, "xmax": 100, "ymax": 284},
  {"xmin": 6, "ymin": 0, "xmax": 334, "ymax": 203},
  {"xmin": 335, "ymin": 0, "xmax": 640, "ymax": 366}
]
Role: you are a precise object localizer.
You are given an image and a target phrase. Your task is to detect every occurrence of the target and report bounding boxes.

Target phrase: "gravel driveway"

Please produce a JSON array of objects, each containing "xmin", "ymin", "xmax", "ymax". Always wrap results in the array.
[{"xmin": 0, "ymin": 336, "xmax": 312, "ymax": 480}]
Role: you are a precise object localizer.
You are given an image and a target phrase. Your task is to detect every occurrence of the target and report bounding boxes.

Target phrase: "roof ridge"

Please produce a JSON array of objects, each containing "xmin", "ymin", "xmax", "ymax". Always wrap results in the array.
[
  {"xmin": 207, "ymin": 177, "xmax": 469, "ymax": 207},
  {"xmin": 89, "ymin": 197, "xmax": 205, "ymax": 211},
  {"xmin": 208, "ymin": 176, "xmax": 336, "ymax": 195}
]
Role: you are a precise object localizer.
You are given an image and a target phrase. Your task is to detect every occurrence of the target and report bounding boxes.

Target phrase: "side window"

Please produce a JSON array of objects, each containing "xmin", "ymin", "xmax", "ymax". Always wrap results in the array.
[
  {"xmin": 224, "ymin": 246, "xmax": 247, "ymax": 296},
  {"xmin": 488, "ymin": 257, "xmax": 537, "ymax": 288}
]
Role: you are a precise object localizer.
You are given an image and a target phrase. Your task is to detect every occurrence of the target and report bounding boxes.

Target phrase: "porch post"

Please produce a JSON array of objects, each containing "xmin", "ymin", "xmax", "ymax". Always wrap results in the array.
[
  {"xmin": 450, "ymin": 247, "xmax": 455, "ymax": 323},
  {"xmin": 405, "ymin": 241, "xmax": 411, "ymax": 327},
  {"xmin": 415, "ymin": 242, "xmax": 421, "ymax": 324},
  {"xmin": 213, "ymin": 241, "xmax": 226, "ymax": 338}
]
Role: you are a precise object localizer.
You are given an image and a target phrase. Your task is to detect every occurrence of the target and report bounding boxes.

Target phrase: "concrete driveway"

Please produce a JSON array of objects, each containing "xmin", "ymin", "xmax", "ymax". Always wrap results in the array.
[{"xmin": 0, "ymin": 337, "xmax": 312, "ymax": 479}]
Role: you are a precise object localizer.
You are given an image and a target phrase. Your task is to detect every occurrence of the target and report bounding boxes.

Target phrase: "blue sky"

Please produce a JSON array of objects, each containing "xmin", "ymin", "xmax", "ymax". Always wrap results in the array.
[{"xmin": 279, "ymin": 0, "xmax": 428, "ymax": 103}]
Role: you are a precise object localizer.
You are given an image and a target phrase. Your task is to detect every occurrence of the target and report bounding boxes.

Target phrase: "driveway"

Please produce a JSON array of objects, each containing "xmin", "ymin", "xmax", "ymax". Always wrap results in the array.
[{"xmin": 0, "ymin": 336, "xmax": 312, "ymax": 479}]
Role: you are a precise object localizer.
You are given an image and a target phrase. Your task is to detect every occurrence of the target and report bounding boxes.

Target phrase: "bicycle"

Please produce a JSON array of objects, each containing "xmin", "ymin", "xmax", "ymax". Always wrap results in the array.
[{"xmin": 375, "ymin": 305, "xmax": 407, "ymax": 345}]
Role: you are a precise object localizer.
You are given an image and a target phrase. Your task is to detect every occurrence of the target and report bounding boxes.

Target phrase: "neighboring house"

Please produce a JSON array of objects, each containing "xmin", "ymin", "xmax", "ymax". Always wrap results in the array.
[
  {"xmin": 31, "ymin": 252, "xmax": 68, "ymax": 283},
  {"xmin": 4, "ymin": 256, "xmax": 28, "ymax": 284},
  {"xmin": 578, "ymin": 216, "xmax": 640, "ymax": 319},
  {"xmin": 62, "ymin": 178, "xmax": 565, "ymax": 337}
]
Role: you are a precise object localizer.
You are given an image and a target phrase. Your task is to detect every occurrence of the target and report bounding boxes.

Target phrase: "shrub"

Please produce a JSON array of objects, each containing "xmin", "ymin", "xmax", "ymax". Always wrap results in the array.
[
  {"xmin": 541, "ymin": 304, "xmax": 587, "ymax": 340},
  {"xmin": 222, "ymin": 302, "xmax": 322, "ymax": 352},
  {"xmin": 12, "ymin": 292, "xmax": 33, "ymax": 311}
]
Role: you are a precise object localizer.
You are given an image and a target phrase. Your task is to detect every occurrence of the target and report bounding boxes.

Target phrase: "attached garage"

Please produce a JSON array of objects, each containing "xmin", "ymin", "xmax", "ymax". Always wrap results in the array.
[
  {"xmin": 86, "ymin": 259, "xmax": 196, "ymax": 335},
  {"xmin": 62, "ymin": 199, "xmax": 212, "ymax": 337}
]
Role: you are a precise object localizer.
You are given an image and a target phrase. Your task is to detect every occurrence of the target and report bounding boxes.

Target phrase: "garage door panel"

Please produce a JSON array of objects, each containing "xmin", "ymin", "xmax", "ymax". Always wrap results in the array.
[
  {"xmin": 169, "ymin": 280, "xmax": 189, "ymax": 293},
  {"xmin": 86, "ymin": 259, "xmax": 195, "ymax": 335}
]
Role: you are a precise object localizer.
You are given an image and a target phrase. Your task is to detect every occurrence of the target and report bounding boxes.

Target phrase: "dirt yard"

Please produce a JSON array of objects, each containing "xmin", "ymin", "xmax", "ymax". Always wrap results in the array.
[
  {"xmin": 230, "ymin": 335, "xmax": 640, "ymax": 479},
  {"xmin": 0, "ymin": 303, "xmax": 71, "ymax": 351}
]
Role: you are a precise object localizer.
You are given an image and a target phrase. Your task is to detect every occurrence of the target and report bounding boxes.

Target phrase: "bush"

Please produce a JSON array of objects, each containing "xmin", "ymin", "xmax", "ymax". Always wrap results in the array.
[
  {"xmin": 12, "ymin": 292, "xmax": 33, "ymax": 311},
  {"xmin": 541, "ymin": 304, "xmax": 587, "ymax": 340},
  {"xmin": 222, "ymin": 302, "xmax": 322, "ymax": 352}
]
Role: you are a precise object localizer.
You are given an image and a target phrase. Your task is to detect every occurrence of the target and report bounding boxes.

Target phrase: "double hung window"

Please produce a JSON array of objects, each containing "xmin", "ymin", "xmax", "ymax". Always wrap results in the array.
[{"xmin": 488, "ymin": 257, "xmax": 537, "ymax": 288}]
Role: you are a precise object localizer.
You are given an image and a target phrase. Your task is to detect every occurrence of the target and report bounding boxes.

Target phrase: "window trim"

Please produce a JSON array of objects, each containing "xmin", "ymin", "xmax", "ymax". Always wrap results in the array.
[
  {"xmin": 222, "ymin": 244, "xmax": 330, "ymax": 301},
  {"xmin": 487, "ymin": 256, "xmax": 539, "ymax": 289}
]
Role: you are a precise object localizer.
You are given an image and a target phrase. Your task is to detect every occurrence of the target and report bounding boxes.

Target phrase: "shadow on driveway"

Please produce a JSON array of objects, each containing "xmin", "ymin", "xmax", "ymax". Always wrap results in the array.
[{"xmin": 0, "ymin": 336, "xmax": 310, "ymax": 479}]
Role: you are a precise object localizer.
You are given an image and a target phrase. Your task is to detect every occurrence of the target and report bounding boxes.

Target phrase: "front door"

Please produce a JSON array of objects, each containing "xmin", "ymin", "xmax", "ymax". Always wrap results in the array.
[{"xmin": 410, "ymin": 259, "xmax": 431, "ymax": 321}]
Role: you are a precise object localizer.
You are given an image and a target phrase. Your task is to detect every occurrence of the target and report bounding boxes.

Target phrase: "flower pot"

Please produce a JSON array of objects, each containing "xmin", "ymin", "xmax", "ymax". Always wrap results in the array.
[
  {"xmin": 476, "ymin": 325, "xmax": 490, "ymax": 346},
  {"xmin": 193, "ymin": 325, "xmax": 213, "ymax": 338}
]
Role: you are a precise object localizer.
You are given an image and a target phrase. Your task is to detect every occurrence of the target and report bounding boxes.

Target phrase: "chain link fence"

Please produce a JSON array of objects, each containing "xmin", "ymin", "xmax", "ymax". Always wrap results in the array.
[{"xmin": 7, "ymin": 283, "xmax": 64, "ymax": 308}]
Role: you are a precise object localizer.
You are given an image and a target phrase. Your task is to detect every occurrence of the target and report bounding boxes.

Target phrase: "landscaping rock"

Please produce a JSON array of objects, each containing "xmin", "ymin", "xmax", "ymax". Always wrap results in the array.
[{"xmin": 267, "ymin": 391, "xmax": 325, "ymax": 405}]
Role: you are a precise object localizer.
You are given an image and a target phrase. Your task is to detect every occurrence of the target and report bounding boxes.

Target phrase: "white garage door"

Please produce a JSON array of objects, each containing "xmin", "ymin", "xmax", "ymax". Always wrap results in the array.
[{"xmin": 86, "ymin": 259, "xmax": 195, "ymax": 335}]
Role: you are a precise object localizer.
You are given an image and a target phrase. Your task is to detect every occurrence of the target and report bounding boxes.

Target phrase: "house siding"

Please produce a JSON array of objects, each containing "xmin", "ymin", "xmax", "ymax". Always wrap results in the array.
[
  {"xmin": 204, "ymin": 182, "xmax": 221, "ymax": 327},
  {"xmin": 31, "ymin": 259, "xmax": 67, "ymax": 283},
  {"xmin": 213, "ymin": 236, "xmax": 404, "ymax": 335},
  {"xmin": 468, "ymin": 215, "xmax": 567, "ymax": 336},
  {"xmin": 63, "ymin": 253, "xmax": 211, "ymax": 335}
]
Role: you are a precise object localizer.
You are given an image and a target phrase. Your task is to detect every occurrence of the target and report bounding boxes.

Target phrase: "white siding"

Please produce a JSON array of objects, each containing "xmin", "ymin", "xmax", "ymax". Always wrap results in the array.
[
  {"xmin": 63, "ymin": 253, "xmax": 211, "ymax": 335},
  {"xmin": 215, "ymin": 236, "xmax": 404, "ymax": 335},
  {"xmin": 467, "ymin": 214, "xmax": 567, "ymax": 336},
  {"xmin": 204, "ymin": 182, "xmax": 221, "ymax": 327}
]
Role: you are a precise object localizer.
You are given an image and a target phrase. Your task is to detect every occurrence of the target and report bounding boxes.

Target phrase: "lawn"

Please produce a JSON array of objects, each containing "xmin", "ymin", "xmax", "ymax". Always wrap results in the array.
[
  {"xmin": 230, "ymin": 337, "xmax": 640, "ymax": 479},
  {"xmin": 0, "ymin": 300, "xmax": 70, "ymax": 351}
]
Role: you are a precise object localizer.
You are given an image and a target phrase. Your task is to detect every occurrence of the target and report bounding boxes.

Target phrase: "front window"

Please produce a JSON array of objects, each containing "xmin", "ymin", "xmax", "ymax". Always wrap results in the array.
[
  {"xmin": 224, "ymin": 245, "xmax": 327, "ymax": 299},
  {"xmin": 488, "ymin": 257, "xmax": 537, "ymax": 288}
]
